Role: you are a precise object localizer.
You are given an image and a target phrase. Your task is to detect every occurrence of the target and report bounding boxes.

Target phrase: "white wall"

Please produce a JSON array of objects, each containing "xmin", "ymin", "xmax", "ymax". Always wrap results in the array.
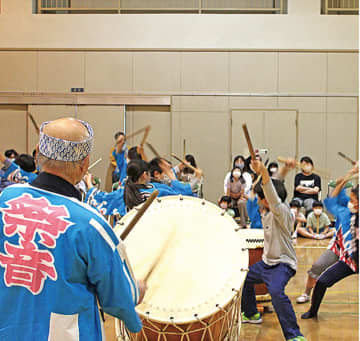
[{"xmin": 0, "ymin": 0, "xmax": 358, "ymax": 50}]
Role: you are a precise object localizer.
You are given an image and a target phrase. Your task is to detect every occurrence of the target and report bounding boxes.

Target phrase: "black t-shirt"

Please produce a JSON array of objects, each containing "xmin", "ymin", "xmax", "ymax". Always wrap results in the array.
[{"xmin": 293, "ymin": 172, "xmax": 321, "ymax": 201}]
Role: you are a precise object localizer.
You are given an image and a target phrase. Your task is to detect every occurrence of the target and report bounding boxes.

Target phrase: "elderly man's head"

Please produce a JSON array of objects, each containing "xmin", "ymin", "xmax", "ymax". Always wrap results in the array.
[{"xmin": 36, "ymin": 117, "xmax": 94, "ymax": 185}]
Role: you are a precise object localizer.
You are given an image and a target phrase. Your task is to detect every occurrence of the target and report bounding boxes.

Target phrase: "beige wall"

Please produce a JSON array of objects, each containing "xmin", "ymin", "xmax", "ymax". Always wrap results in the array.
[
  {"xmin": 0, "ymin": 50, "xmax": 358, "ymax": 202},
  {"xmin": 0, "ymin": 0, "xmax": 358, "ymax": 202},
  {"xmin": 0, "ymin": 0, "xmax": 358, "ymax": 50}
]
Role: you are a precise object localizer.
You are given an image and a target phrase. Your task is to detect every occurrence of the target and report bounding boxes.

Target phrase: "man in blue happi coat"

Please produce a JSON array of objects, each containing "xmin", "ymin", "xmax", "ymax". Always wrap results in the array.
[{"xmin": 0, "ymin": 117, "xmax": 145, "ymax": 341}]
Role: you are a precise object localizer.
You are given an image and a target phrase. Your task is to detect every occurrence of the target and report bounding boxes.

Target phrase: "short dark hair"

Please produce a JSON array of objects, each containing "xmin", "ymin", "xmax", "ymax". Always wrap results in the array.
[
  {"xmin": 300, "ymin": 156, "xmax": 313, "ymax": 166},
  {"xmin": 149, "ymin": 158, "xmax": 163, "ymax": 177},
  {"xmin": 220, "ymin": 195, "xmax": 232, "ymax": 204},
  {"xmin": 289, "ymin": 200, "xmax": 301, "ymax": 208},
  {"xmin": 128, "ymin": 146, "xmax": 142, "ymax": 161},
  {"xmin": 351, "ymin": 185, "xmax": 359, "ymax": 199},
  {"xmin": 14, "ymin": 154, "xmax": 36, "ymax": 173},
  {"xmin": 312, "ymin": 200, "xmax": 323, "ymax": 208},
  {"xmin": 254, "ymin": 178, "xmax": 287, "ymax": 203},
  {"xmin": 114, "ymin": 131, "xmax": 124, "ymax": 140},
  {"xmin": 5, "ymin": 149, "xmax": 18, "ymax": 158}
]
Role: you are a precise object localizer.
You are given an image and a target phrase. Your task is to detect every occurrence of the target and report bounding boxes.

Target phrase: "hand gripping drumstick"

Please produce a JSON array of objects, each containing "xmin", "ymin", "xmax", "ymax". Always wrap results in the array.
[
  {"xmin": 125, "ymin": 125, "xmax": 151, "ymax": 141},
  {"xmin": 338, "ymin": 152, "xmax": 356, "ymax": 165},
  {"xmin": 120, "ymin": 190, "xmax": 159, "ymax": 241},
  {"xmin": 242, "ymin": 124, "xmax": 256, "ymax": 160},
  {"xmin": 140, "ymin": 126, "xmax": 151, "ymax": 147},
  {"xmin": 277, "ymin": 156, "xmax": 331, "ymax": 178},
  {"xmin": 171, "ymin": 153, "xmax": 198, "ymax": 173},
  {"xmin": 146, "ymin": 142, "xmax": 161, "ymax": 158}
]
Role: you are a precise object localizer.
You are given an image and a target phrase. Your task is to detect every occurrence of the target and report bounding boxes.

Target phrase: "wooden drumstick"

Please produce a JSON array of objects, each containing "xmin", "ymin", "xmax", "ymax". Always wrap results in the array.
[
  {"xmin": 125, "ymin": 125, "xmax": 151, "ymax": 141},
  {"xmin": 140, "ymin": 126, "xmax": 151, "ymax": 147},
  {"xmin": 242, "ymin": 124, "xmax": 256, "ymax": 160},
  {"xmin": 88, "ymin": 158, "xmax": 102, "ymax": 171},
  {"xmin": 146, "ymin": 142, "xmax": 161, "ymax": 158},
  {"xmin": 142, "ymin": 229, "xmax": 176, "ymax": 283},
  {"xmin": 27, "ymin": 111, "xmax": 40, "ymax": 135},
  {"xmin": 277, "ymin": 156, "xmax": 331, "ymax": 178},
  {"xmin": 338, "ymin": 152, "xmax": 356, "ymax": 165},
  {"xmin": 120, "ymin": 190, "xmax": 159, "ymax": 241},
  {"xmin": 171, "ymin": 153, "xmax": 198, "ymax": 173}
]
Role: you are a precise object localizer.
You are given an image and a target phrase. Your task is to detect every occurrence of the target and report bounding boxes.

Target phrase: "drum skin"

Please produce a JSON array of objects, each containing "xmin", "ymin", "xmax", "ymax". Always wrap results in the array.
[{"xmin": 114, "ymin": 196, "xmax": 248, "ymax": 341}]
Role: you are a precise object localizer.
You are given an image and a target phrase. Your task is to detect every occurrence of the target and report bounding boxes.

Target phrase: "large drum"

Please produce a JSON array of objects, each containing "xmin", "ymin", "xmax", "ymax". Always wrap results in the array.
[
  {"xmin": 114, "ymin": 196, "xmax": 248, "ymax": 341},
  {"xmin": 236, "ymin": 229, "xmax": 271, "ymax": 304}
]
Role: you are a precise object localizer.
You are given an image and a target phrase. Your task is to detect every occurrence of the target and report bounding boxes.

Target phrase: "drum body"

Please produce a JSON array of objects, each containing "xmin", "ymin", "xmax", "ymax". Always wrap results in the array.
[
  {"xmin": 237, "ymin": 229, "xmax": 271, "ymax": 303},
  {"xmin": 114, "ymin": 196, "xmax": 248, "ymax": 341}
]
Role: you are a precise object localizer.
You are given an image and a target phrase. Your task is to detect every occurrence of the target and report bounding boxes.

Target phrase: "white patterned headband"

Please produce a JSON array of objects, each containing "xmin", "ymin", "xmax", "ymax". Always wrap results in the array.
[{"xmin": 39, "ymin": 120, "xmax": 94, "ymax": 162}]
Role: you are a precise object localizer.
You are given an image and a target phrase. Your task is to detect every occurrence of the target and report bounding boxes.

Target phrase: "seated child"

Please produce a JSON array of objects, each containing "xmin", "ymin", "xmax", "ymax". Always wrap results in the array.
[
  {"xmin": 298, "ymin": 201, "xmax": 333, "ymax": 239},
  {"xmin": 218, "ymin": 195, "xmax": 235, "ymax": 218},
  {"xmin": 290, "ymin": 200, "xmax": 307, "ymax": 242}
]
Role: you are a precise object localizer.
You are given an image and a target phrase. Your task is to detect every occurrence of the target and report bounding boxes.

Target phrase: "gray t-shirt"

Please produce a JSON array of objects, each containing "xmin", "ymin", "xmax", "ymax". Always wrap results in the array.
[{"xmin": 261, "ymin": 181, "xmax": 298, "ymax": 271}]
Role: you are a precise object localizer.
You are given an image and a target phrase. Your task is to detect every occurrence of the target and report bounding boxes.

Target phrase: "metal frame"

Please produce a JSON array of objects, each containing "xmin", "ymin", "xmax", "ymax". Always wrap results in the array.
[{"xmin": 36, "ymin": 0, "xmax": 287, "ymax": 14}]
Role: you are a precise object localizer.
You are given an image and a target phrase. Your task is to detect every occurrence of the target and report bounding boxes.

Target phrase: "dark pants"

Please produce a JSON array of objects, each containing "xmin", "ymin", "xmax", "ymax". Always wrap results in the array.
[
  {"xmin": 241, "ymin": 260, "xmax": 302, "ymax": 340},
  {"xmin": 309, "ymin": 260, "xmax": 356, "ymax": 316}
]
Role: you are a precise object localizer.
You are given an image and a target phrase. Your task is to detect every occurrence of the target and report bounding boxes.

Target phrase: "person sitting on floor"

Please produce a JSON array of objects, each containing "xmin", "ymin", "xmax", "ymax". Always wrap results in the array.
[
  {"xmin": 218, "ymin": 195, "xmax": 235, "ymax": 218},
  {"xmin": 298, "ymin": 201, "xmax": 333, "ymax": 240},
  {"xmin": 290, "ymin": 200, "xmax": 307, "ymax": 243}
]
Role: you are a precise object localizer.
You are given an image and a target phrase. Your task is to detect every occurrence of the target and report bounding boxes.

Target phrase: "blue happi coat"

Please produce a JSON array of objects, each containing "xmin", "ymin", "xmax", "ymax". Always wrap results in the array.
[
  {"xmin": 85, "ymin": 180, "xmax": 194, "ymax": 217},
  {"xmin": 0, "ymin": 184, "xmax": 141, "ymax": 341},
  {"xmin": 1, "ymin": 161, "xmax": 37, "ymax": 184}
]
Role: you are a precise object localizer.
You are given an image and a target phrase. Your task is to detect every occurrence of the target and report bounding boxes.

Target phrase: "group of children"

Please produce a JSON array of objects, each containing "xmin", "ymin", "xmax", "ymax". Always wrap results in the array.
[{"xmin": 0, "ymin": 131, "xmax": 358, "ymax": 341}]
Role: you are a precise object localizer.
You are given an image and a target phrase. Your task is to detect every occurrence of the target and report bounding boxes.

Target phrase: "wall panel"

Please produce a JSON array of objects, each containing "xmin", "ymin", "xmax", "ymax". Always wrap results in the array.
[
  {"xmin": 0, "ymin": 52, "xmax": 37, "ymax": 91},
  {"xmin": 230, "ymin": 52, "xmax": 278, "ymax": 93},
  {"xmin": 181, "ymin": 52, "xmax": 228, "ymax": 92},
  {"xmin": 279, "ymin": 53, "xmax": 327, "ymax": 93},
  {"xmin": 38, "ymin": 52, "xmax": 85, "ymax": 92},
  {"xmin": 133, "ymin": 52, "xmax": 181, "ymax": 92},
  {"xmin": 85, "ymin": 52, "xmax": 133, "ymax": 93}
]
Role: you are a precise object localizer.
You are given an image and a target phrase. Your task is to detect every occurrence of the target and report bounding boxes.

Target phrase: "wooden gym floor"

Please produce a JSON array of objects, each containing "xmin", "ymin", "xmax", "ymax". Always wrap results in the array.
[{"xmin": 104, "ymin": 237, "xmax": 359, "ymax": 341}]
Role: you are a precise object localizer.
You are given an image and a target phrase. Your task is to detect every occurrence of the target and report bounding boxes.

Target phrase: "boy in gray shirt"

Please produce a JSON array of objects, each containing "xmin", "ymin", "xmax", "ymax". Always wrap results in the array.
[{"xmin": 241, "ymin": 159, "xmax": 306, "ymax": 341}]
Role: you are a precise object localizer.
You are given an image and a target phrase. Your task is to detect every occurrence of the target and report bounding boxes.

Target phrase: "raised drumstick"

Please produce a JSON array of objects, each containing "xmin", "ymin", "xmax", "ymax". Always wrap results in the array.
[
  {"xmin": 140, "ymin": 126, "xmax": 151, "ymax": 147},
  {"xmin": 171, "ymin": 153, "xmax": 197, "ymax": 173},
  {"xmin": 242, "ymin": 124, "xmax": 256, "ymax": 160},
  {"xmin": 27, "ymin": 111, "xmax": 40, "ymax": 135},
  {"xmin": 277, "ymin": 156, "xmax": 331, "ymax": 178},
  {"xmin": 125, "ymin": 125, "xmax": 151, "ymax": 141},
  {"xmin": 88, "ymin": 158, "xmax": 102, "ymax": 171},
  {"xmin": 146, "ymin": 142, "xmax": 161, "ymax": 158},
  {"xmin": 120, "ymin": 190, "xmax": 159, "ymax": 241},
  {"xmin": 338, "ymin": 152, "xmax": 356, "ymax": 165}
]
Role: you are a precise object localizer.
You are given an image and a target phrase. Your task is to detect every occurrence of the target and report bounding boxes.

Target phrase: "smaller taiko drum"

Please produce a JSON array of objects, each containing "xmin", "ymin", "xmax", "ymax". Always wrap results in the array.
[{"xmin": 236, "ymin": 229, "xmax": 271, "ymax": 304}]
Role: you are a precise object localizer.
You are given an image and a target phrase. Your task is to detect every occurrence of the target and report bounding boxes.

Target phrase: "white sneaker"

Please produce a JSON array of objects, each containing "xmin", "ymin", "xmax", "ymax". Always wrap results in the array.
[{"xmin": 296, "ymin": 293, "xmax": 310, "ymax": 304}]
